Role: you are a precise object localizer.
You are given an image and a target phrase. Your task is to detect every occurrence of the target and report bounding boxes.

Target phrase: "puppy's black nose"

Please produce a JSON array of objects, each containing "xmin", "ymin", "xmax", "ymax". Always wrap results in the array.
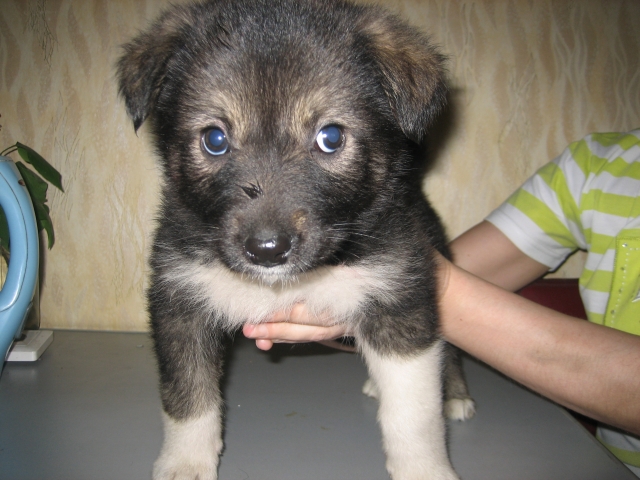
[{"xmin": 244, "ymin": 233, "xmax": 291, "ymax": 267}]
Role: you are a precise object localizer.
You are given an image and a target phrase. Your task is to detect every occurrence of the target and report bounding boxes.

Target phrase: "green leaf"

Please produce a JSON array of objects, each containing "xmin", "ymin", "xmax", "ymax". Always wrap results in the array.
[
  {"xmin": 0, "ymin": 206, "xmax": 9, "ymax": 252},
  {"xmin": 16, "ymin": 142, "xmax": 64, "ymax": 192},
  {"xmin": 15, "ymin": 162, "xmax": 55, "ymax": 249}
]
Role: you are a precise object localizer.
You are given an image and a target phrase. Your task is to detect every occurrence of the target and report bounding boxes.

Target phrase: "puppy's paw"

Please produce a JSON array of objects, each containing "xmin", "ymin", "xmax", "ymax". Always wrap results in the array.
[
  {"xmin": 154, "ymin": 411, "xmax": 223, "ymax": 480},
  {"xmin": 362, "ymin": 377, "xmax": 379, "ymax": 399},
  {"xmin": 153, "ymin": 457, "xmax": 218, "ymax": 480},
  {"xmin": 386, "ymin": 457, "xmax": 460, "ymax": 480},
  {"xmin": 444, "ymin": 397, "xmax": 476, "ymax": 421}
]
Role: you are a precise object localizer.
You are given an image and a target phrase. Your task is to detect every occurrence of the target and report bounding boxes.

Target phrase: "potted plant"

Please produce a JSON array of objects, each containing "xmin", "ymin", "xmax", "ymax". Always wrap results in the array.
[{"xmin": 0, "ymin": 117, "xmax": 63, "ymax": 348}]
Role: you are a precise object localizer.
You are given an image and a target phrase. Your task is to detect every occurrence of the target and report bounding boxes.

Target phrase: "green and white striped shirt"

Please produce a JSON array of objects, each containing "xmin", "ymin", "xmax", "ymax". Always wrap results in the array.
[
  {"xmin": 486, "ymin": 130, "xmax": 640, "ymax": 473},
  {"xmin": 487, "ymin": 129, "xmax": 640, "ymax": 335}
]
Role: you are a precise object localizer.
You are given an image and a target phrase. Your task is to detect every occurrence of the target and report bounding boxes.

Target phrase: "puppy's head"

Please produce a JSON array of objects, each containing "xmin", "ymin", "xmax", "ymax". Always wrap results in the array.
[{"xmin": 117, "ymin": 0, "xmax": 446, "ymax": 283}]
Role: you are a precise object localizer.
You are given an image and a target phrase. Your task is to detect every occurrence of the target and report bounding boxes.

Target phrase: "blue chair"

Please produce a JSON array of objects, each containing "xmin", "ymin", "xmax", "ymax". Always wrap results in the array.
[{"xmin": 0, "ymin": 157, "xmax": 39, "ymax": 370}]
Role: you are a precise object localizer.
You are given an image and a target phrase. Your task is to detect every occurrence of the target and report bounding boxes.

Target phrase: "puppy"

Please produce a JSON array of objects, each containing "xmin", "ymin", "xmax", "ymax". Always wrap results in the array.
[{"xmin": 117, "ymin": 1, "xmax": 475, "ymax": 478}]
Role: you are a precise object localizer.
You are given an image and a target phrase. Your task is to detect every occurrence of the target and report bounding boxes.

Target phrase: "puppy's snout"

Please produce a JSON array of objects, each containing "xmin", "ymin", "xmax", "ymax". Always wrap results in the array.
[{"xmin": 244, "ymin": 232, "xmax": 292, "ymax": 267}]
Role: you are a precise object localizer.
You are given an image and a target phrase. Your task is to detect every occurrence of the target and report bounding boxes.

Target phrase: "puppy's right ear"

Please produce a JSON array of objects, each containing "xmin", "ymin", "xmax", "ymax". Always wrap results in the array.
[{"xmin": 116, "ymin": 7, "xmax": 193, "ymax": 131}]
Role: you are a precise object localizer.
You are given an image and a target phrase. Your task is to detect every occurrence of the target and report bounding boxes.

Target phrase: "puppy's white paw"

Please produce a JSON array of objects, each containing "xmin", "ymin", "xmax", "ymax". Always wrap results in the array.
[
  {"xmin": 153, "ymin": 457, "xmax": 218, "ymax": 480},
  {"xmin": 444, "ymin": 397, "xmax": 476, "ymax": 421},
  {"xmin": 386, "ymin": 457, "xmax": 460, "ymax": 480},
  {"xmin": 154, "ymin": 411, "xmax": 223, "ymax": 480},
  {"xmin": 362, "ymin": 377, "xmax": 380, "ymax": 399}
]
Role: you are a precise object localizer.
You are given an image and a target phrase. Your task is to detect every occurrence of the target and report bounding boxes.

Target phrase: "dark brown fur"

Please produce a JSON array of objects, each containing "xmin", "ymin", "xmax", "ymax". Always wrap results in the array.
[{"xmin": 117, "ymin": 1, "xmax": 472, "ymax": 478}]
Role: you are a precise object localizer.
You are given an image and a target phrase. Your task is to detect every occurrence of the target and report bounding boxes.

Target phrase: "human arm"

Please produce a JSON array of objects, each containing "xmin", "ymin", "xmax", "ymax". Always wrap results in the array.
[
  {"xmin": 437, "ymin": 252, "xmax": 640, "ymax": 435},
  {"xmin": 449, "ymin": 220, "xmax": 549, "ymax": 291}
]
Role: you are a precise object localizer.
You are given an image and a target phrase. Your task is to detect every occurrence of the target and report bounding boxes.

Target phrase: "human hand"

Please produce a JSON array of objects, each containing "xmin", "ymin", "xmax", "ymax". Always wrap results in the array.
[
  {"xmin": 243, "ymin": 250, "xmax": 454, "ymax": 352},
  {"xmin": 242, "ymin": 303, "xmax": 352, "ymax": 351}
]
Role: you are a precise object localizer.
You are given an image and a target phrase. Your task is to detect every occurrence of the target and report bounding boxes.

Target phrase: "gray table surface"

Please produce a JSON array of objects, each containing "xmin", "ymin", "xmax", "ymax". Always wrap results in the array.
[{"xmin": 0, "ymin": 330, "xmax": 634, "ymax": 480}]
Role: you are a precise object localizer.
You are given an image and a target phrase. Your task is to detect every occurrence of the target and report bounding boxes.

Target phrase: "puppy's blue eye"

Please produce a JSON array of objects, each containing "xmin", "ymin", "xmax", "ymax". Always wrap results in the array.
[
  {"xmin": 202, "ymin": 127, "xmax": 229, "ymax": 156},
  {"xmin": 315, "ymin": 125, "xmax": 344, "ymax": 153}
]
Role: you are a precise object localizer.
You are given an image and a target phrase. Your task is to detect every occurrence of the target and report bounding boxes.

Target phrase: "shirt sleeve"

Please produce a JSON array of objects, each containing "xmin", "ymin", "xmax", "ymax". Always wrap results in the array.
[{"xmin": 486, "ymin": 146, "xmax": 586, "ymax": 270}]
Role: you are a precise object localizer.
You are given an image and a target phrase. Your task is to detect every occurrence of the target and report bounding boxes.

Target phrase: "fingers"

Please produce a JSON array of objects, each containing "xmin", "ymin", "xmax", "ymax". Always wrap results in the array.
[
  {"xmin": 255, "ymin": 338, "xmax": 274, "ymax": 351},
  {"xmin": 242, "ymin": 322, "xmax": 348, "ymax": 344},
  {"xmin": 243, "ymin": 303, "xmax": 350, "ymax": 351}
]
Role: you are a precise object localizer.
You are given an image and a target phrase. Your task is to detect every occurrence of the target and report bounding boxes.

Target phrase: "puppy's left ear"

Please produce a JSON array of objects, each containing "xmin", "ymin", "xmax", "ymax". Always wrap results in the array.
[{"xmin": 359, "ymin": 11, "xmax": 447, "ymax": 144}]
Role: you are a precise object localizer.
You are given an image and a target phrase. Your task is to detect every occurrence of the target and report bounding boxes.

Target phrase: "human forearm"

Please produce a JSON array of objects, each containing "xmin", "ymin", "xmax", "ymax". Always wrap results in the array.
[
  {"xmin": 439, "ymin": 257, "xmax": 640, "ymax": 435},
  {"xmin": 449, "ymin": 221, "xmax": 549, "ymax": 291}
]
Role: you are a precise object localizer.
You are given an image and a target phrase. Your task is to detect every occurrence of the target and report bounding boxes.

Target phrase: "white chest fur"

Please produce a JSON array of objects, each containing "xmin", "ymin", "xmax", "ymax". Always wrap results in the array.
[{"xmin": 161, "ymin": 257, "xmax": 406, "ymax": 329}]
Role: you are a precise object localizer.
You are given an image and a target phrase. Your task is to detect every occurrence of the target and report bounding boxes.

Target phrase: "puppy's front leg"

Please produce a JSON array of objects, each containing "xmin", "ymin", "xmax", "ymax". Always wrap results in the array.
[
  {"xmin": 151, "ymin": 317, "xmax": 226, "ymax": 480},
  {"xmin": 360, "ymin": 339, "xmax": 459, "ymax": 480}
]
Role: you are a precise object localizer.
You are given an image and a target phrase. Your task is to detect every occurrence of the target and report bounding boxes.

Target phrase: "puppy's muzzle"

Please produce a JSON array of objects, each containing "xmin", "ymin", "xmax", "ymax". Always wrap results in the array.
[{"xmin": 244, "ymin": 232, "xmax": 292, "ymax": 267}]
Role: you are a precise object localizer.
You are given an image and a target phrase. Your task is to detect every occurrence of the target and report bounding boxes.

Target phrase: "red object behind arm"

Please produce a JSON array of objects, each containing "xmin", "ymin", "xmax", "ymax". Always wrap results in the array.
[{"xmin": 517, "ymin": 278, "xmax": 587, "ymax": 320}]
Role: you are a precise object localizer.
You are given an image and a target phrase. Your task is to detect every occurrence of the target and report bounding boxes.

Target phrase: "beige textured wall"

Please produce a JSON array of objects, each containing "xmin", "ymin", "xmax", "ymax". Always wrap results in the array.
[{"xmin": 1, "ymin": 0, "xmax": 639, "ymax": 331}]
